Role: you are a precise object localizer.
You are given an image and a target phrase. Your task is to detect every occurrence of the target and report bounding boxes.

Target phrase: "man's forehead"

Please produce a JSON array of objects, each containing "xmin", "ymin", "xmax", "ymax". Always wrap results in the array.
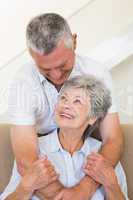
[{"xmin": 31, "ymin": 47, "xmax": 70, "ymax": 67}]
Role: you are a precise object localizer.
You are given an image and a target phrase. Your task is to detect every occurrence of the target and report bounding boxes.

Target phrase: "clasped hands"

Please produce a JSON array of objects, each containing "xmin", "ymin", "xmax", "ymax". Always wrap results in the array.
[{"xmin": 21, "ymin": 153, "xmax": 115, "ymax": 200}]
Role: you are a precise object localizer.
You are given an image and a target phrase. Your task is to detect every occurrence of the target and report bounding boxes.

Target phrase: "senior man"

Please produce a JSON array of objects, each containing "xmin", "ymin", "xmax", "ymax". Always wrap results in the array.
[{"xmin": 8, "ymin": 13, "xmax": 123, "ymax": 199}]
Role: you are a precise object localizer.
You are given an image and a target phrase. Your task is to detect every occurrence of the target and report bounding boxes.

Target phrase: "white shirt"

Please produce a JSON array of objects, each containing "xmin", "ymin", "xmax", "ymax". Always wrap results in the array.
[
  {"xmin": 8, "ymin": 55, "xmax": 117, "ymax": 134},
  {"xmin": 0, "ymin": 130, "xmax": 128, "ymax": 200}
]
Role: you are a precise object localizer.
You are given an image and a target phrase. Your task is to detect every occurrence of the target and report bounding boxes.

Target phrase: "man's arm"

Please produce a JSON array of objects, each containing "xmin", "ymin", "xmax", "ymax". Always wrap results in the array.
[
  {"xmin": 10, "ymin": 125, "xmax": 39, "ymax": 175},
  {"xmin": 5, "ymin": 183, "xmax": 32, "ymax": 200},
  {"xmin": 11, "ymin": 125, "xmax": 64, "ymax": 199},
  {"xmin": 84, "ymin": 152, "xmax": 126, "ymax": 200},
  {"xmin": 4, "ymin": 157, "xmax": 59, "ymax": 200},
  {"xmin": 80, "ymin": 113, "xmax": 123, "ymax": 195},
  {"xmin": 104, "ymin": 182, "xmax": 125, "ymax": 200},
  {"xmin": 99, "ymin": 113, "xmax": 123, "ymax": 166}
]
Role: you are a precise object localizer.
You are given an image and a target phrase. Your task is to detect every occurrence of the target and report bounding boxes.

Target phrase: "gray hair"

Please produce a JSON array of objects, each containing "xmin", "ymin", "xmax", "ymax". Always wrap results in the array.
[
  {"xmin": 26, "ymin": 13, "xmax": 73, "ymax": 54},
  {"xmin": 60, "ymin": 75, "xmax": 112, "ymax": 121}
]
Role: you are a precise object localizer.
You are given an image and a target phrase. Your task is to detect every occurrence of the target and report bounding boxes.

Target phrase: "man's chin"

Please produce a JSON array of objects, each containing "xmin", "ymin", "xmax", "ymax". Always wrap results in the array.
[{"xmin": 47, "ymin": 78, "xmax": 64, "ymax": 86}]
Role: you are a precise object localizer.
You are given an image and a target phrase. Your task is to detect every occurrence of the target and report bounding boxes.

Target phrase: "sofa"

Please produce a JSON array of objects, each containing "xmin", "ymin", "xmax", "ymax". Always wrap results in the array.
[{"xmin": 0, "ymin": 124, "xmax": 133, "ymax": 199}]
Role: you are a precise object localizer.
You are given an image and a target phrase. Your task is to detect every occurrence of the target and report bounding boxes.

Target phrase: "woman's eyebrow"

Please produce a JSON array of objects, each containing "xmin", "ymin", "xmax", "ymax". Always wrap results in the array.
[
  {"xmin": 75, "ymin": 95, "xmax": 82, "ymax": 98},
  {"xmin": 61, "ymin": 92, "xmax": 68, "ymax": 96}
]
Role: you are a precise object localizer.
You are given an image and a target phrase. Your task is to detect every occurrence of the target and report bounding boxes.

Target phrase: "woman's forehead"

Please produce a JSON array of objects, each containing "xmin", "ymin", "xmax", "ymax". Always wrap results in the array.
[{"xmin": 61, "ymin": 87, "xmax": 88, "ymax": 98}]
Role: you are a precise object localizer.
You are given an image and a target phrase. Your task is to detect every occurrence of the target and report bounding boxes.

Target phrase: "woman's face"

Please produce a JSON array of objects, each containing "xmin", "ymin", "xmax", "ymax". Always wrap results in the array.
[{"xmin": 55, "ymin": 87, "xmax": 91, "ymax": 130}]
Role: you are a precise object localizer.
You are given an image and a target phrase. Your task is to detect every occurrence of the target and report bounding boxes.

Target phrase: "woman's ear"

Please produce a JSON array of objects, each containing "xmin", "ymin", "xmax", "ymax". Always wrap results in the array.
[
  {"xmin": 88, "ymin": 117, "xmax": 97, "ymax": 125},
  {"xmin": 72, "ymin": 33, "xmax": 77, "ymax": 50}
]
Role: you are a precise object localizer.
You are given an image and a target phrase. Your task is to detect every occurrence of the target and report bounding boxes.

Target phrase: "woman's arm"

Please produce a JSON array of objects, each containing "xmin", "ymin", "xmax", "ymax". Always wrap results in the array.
[
  {"xmin": 5, "ymin": 182, "xmax": 32, "ymax": 200},
  {"xmin": 4, "ymin": 157, "xmax": 58, "ymax": 200},
  {"xmin": 84, "ymin": 152, "xmax": 127, "ymax": 199}
]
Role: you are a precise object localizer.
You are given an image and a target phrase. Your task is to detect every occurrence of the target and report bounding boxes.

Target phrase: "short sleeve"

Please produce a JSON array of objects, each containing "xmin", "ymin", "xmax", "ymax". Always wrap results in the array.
[
  {"xmin": 7, "ymin": 79, "xmax": 37, "ymax": 125},
  {"xmin": 102, "ymin": 69, "xmax": 117, "ymax": 113}
]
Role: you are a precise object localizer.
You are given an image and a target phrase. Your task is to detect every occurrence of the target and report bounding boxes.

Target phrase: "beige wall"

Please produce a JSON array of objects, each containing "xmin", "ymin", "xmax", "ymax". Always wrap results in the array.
[{"xmin": 111, "ymin": 55, "xmax": 133, "ymax": 123}]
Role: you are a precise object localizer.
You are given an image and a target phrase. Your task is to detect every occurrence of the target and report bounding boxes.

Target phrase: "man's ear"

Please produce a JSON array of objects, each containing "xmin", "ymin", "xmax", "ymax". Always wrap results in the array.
[{"xmin": 72, "ymin": 33, "xmax": 77, "ymax": 50}]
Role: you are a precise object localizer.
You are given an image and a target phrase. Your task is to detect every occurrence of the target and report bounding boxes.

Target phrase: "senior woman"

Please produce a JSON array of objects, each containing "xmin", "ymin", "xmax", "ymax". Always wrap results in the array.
[{"xmin": 1, "ymin": 75, "xmax": 128, "ymax": 200}]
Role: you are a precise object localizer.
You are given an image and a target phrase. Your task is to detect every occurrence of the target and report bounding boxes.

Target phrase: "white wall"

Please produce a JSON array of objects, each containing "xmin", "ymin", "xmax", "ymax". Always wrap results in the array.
[
  {"xmin": 0, "ymin": 0, "xmax": 133, "ymax": 122},
  {"xmin": 1, "ymin": 0, "xmax": 133, "ymax": 67},
  {"xmin": 0, "ymin": 0, "xmax": 89, "ymax": 67},
  {"xmin": 69, "ymin": 0, "xmax": 133, "ymax": 54}
]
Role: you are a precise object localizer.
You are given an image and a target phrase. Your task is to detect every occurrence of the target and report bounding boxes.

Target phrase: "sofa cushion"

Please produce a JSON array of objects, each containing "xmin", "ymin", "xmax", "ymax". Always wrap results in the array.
[
  {"xmin": 121, "ymin": 124, "xmax": 133, "ymax": 199},
  {"xmin": 0, "ymin": 124, "xmax": 14, "ymax": 193},
  {"xmin": 0, "ymin": 124, "xmax": 133, "ymax": 199}
]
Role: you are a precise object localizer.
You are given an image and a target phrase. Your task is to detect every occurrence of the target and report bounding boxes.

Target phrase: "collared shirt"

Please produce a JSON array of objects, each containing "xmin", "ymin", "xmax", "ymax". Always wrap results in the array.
[
  {"xmin": 0, "ymin": 130, "xmax": 128, "ymax": 200},
  {"xmin": 8, "ymin": 55, "xmax": 117, "ymax": 134}
]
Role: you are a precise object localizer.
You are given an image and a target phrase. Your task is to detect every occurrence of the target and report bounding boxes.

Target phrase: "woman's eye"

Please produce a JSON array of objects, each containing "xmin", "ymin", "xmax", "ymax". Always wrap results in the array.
[
  {"xmin": 74, "ymin": 99, "xmax": 81, "ymax": 104},
  {"xmin": 60, "ymin": 96, "xmax": 66, "ymax": 101}
]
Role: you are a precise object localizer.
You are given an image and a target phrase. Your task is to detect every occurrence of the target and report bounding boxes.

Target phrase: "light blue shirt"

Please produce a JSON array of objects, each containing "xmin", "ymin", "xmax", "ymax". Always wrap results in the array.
[{"xmin": 0, "ymin": 130, "xmax": 128, "ymax": 200}]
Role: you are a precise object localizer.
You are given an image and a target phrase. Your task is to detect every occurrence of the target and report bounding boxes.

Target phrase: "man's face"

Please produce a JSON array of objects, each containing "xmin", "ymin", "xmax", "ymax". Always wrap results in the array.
[{"xmin": 29, "ymin": 41, "xmax": 75, "ymax": 86}]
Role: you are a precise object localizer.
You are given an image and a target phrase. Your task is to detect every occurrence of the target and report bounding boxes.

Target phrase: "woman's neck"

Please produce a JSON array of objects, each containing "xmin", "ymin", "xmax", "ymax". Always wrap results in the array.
[{"xmin": 58, "ymin": 128, "xmax": 84, "ymax": 155}]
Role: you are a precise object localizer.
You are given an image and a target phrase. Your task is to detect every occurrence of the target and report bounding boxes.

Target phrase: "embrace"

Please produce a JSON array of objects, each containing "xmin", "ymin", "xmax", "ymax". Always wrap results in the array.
[
  {"xmin": 0, "ymin": 13, "xmax": 128, "ymax": 200},
  {"xmin": 1, "ymin": 75, "xmax": 128, "ymax": 199}
]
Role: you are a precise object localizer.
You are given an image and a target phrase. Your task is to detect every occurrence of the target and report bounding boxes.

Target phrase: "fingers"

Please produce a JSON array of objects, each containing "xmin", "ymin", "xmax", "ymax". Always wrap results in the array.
[
  {"xmin": 32, "ymin": 156, "xmax": 58, "ymax": 180},
  {"xmin": 54, "ymin": 190, "xmax": 64, "ymax": 200}
]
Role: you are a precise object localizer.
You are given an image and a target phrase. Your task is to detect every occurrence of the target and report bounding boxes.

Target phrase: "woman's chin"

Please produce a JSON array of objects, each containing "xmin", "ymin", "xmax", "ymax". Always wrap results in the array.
[{"xmin": 59, "ymin": 123, "xmax": 78, "ymax": 130}]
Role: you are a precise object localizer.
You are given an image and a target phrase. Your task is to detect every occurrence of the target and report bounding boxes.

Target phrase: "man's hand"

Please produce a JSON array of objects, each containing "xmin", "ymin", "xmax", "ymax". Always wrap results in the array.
[
  {"xmin": 83, "ymin": 152, "xmax": 117, "ymax": 186},
  {"xmin": 21, "ymin": 156, "xmax": 58, "ymax": 193}
]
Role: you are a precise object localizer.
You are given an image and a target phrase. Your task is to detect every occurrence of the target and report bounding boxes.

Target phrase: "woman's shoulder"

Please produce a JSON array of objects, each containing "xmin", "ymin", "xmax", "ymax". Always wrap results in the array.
[
  {"xmin": 85, "ymin": 136, "xmax": 102, "ymax": 153},
  {"xmin": 38, "ymin": 129, "xmax": 58, "ymax": 154}
]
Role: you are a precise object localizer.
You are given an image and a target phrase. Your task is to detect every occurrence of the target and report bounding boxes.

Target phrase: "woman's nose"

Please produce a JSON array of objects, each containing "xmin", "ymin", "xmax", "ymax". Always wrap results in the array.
[{"xmin": 63, "ymin": 100, "xmax": 73, "ymax": 110}]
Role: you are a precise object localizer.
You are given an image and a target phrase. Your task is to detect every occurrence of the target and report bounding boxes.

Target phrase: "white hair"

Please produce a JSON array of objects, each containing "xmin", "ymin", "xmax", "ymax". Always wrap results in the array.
[
  {"xmin": 60, "ymin": 75, "xmax": 112, "ymax": 120},
  {"xmin": 26, "ymin": 13, "xmax": 73, "ymax": 54}
]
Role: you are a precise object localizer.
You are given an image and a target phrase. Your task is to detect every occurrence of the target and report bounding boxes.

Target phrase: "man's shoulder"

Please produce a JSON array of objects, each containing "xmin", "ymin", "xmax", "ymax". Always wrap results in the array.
[
  {"xmin": 10, "ymin": 61, "xmax": 40, "ymax": 88},
  {"xmin": 75, "ymin": 54, "xmax": 107, "ymax": 77}
]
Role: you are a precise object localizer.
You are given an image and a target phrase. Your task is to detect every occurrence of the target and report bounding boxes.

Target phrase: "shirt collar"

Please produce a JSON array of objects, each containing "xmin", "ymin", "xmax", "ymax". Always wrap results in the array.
[
  {"xmin": 33, "ymin": 62, "xmax": 47, "ymax": 84},
  {"xmin": 78, "ymin": 139, "xmax": 91, "ymax": 156},
  {"xmin": 48, "ymin": 130, "xmax": 63, "ymax": 153},
  {"xmin": 37, "ymin": 70, "xmax": 47, "ymax": 85},
  {"xmin": 49, "ymin": 130, "xmax": 92, "ymax": 156}
]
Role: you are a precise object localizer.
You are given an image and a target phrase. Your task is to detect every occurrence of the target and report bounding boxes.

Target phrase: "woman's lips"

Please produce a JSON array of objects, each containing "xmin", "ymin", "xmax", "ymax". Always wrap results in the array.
[{"xmin": 60, "ymin": 112, "xmax": 74, "ymax": 119}]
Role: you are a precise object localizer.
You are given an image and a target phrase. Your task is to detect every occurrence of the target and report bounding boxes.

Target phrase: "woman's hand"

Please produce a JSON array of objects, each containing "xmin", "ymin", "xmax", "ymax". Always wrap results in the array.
[
  {"xmin": 20, "ymin": 156, "xmax": 59, "ymax": 193},
  {"xmin": 83, "ymin": 152, "xmax": 118, "ymax": 187}
]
